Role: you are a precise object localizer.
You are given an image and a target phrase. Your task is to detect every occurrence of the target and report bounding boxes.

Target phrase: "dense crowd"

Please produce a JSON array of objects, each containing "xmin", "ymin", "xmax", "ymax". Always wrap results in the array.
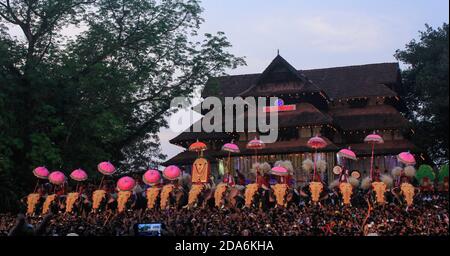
[{"xmin": 1, "ymin": 189, "xmax": 448, "ymax": 236}]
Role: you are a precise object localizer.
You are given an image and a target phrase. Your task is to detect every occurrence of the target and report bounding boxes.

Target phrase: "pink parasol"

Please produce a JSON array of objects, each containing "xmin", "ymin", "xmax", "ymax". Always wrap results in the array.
[
  {"xmin": 48, "ymin": 171, "xmax": 66, "ymax": 186},
  {"xmin": 398, "ymin": 152, "xmax": 416, "ymax": 165},
  {"xmin": 222, "ymin": 140, "xmax": 240, "ymax": 176},
  {"xmin": 70, "ymin": 169, "xmax": 88, "ymax": 182},
  {"xmin": 270, "ymin": 166, "xmax": 289, "ymax": 176},
  {"xmin": 222, "ymin": 142, "xmax": 240, "ymax": 153},
  {"xmin": 337, "ymin": 148, "xmax": 357, "ymax": 185},
  {"xmin": 364, "ymin": 132, "xmax": 384, "ymax": 180},
  {"xmin": 338, "ymin": 148, "xmax": 357, "ymax": 161},
  {"xmin": 33, "ymin": 166, "xmax": 49, "ymax": 179},
  {"xmin": 163, "ymin": 165, "xmax": 181, "ymax": 181},
  {"xmin": 364, "ymin": 133, "xmax": 384, "ymax": 144},
  {"xmin": 97, "ymin": 162, "xmax": 116, "ymax": 176},
  {"xmin": 246, "ymin": 137, "xmax": 265, "ymax": 150},
  {"xmin": 307, "ymin": 135, "xmax": 328, "ymax": 149},
  {"xmin": 247, "ymin": 137, "xmax": 265, "ymax": 163},
  {"xmin": 307, "ymin": 135, "xmax": 328, "ymax": 182},
  {"xmin": 97, "ymin": 161, "xmax": 116, "ymax": 189},
  {"xmin": 117, "ymin": 176, "xmax": 136, "ymax": 191},
  {"xmin": 143, "ymin": 170, "xmax": 161, "ymax": 186}
]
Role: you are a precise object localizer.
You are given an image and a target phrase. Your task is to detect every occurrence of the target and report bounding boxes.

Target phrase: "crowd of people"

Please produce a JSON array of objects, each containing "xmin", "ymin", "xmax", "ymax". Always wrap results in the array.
[{"xmin": 0, "ymin": 182, "xmax": 448, "ymax": 236}]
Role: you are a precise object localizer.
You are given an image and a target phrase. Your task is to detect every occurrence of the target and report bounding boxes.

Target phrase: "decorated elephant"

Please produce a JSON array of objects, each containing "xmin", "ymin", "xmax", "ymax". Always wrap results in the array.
[{"xmin": 390, "ymin": 166, "xmax": 420, "ymax": 206}]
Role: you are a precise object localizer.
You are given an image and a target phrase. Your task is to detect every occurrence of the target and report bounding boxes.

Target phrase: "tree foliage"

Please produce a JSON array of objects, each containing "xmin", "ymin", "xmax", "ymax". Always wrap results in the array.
[
  {"xmin": 0, "ymin": 0, "xmax": 245, "ymax": 207},
  {"xmin": 395, "ymin": 23, "xmax": 449, "ymax": 164}
]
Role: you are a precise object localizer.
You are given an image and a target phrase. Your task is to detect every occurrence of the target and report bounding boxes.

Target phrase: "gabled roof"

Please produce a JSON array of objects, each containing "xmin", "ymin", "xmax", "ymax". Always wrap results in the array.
[
  {"xmin": 331, "ymin": 105, "xmax": 409, "ymax": 131},
  {"xmin": 201, "ymin": 62, "xmax": 400, "ymax": 100},
  {"xmin": 256, "ymin": 55, "xmax": 310, "ymax": 85},
  {"xmin": 301, "ymin": 63, "xmax": 400, "ymax": 99},
  {"xmin": 169, "ymin": 120, "xmax": 235, "ymax": 144},
  {"xmin": 239, "ymin": 55, "xmax": 327, "ymax": 98}
]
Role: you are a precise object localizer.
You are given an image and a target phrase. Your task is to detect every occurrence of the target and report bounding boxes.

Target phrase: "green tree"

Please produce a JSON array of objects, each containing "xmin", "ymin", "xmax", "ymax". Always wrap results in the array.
[
  {"xmin": 395, "ymin": 23, "xmax": 449, "ymax": 164},
  {"xmin": 0, "ymin": 0, "xmax": 245, "ymax": 208}
]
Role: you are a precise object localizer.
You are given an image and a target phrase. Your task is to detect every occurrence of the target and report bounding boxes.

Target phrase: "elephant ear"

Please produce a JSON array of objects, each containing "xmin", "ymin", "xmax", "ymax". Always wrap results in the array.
[
  {"xmin": 416, "ymin": 165, "xmax": 435, "ymax": 184},
  {"xmin": 439, "ymin": 164, "xmax": 449, "ymax": 183}
]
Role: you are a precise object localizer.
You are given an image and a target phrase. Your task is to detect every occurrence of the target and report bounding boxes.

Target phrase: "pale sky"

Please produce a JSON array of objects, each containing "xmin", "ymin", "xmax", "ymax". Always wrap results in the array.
[{"xmin": 160, "ymin": 0, "xmax": 449, "ymax": 160}]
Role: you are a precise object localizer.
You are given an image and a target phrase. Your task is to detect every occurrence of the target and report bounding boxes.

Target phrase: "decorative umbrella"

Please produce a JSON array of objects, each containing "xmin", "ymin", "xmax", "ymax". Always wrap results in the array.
[
  {"xmin": 307, "ymin": 135, "xmax": 328, "ymax": 182},
  {"xmin": 364, "ymin": 132, "xmax": 384, "ymax": 180},
  {"xmin": 33, "ymin": 166, "xmax": 49, "ymax": 179},
  {"xmin": 163, "ymin": 165, "xmax": 181, "ymax": 181},
  {"xmin": 247, "ymin": 137, "xmax": 265, "ymax": 163},
  {"xmin": 337, "ymin": 147, "xmax": 357, "ymax": 182},
  {"xmin": 307, "ymin": 136, "xmax": 328, "ymax": 149},
  {"xmin": 270, "ymin": 166, "xmax": 289, "ymax": 176},
  {"xmin": 70, "ymin": 169, "xmax": 88, "ymax": 193},
  {"xmin": 397, "ymin": 152, "xmax": 416, "ymax": 166},
  {"xmin": 337, "ymin": 148, "xmax": 357, "ymax": 161},
  {"xmin": 143, "ymin": 170, "xmax": 161, "ymax": 186},
  {"xmin": 48, "ymin": 171, "xmax": 66, "ymax": 186},
  {"xmin": 32, "ymin": 166, "xmax": 49, "ymax": 193},
  {"xmin": 222, "ymin": 140, "xmax": 240, "ymax": 176},
  {"xmin": 416, "ymin": 165, "xmax": 435, "ymax": 185},
  {"xmin": 97, "ymin": 161, "xmax": 116, "ymax": 189},
  {"xmin": 97, "ymin": 161, "xmax": 116, "ymax": 175},
  {"xmin": 189, "ymin": 140, "xmax": 207, "ymax": 157},
  {"xmin": 117, "ymin": 176, "xmax": 136, "ymax": 191},
  {"xmin": 439, "ymin": 164, "xmax": 449, "ymax": 183},
  {"xmin": 222, "ymin": 141, "xmax": 240, "ymax": 153},
  {"xmin": 70, "ymin": 169, "xmax": 88, "ymax": 182}
]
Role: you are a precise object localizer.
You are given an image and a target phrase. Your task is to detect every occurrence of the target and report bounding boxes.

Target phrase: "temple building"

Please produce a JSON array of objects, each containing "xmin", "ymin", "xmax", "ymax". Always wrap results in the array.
[{"xmin": 163, "ymin": 55, "xmax": 423, "ymax": 184}]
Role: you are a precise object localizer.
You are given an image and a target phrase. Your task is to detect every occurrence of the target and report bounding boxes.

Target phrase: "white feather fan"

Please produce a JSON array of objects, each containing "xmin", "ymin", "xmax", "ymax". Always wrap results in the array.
[
  {"xmin": 361, "ymin": 176, "xmax": 372, "ymax": 190},
  {"xmin": 302, "ymin": 159, "xmax": 314, "ymax": 172}
]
